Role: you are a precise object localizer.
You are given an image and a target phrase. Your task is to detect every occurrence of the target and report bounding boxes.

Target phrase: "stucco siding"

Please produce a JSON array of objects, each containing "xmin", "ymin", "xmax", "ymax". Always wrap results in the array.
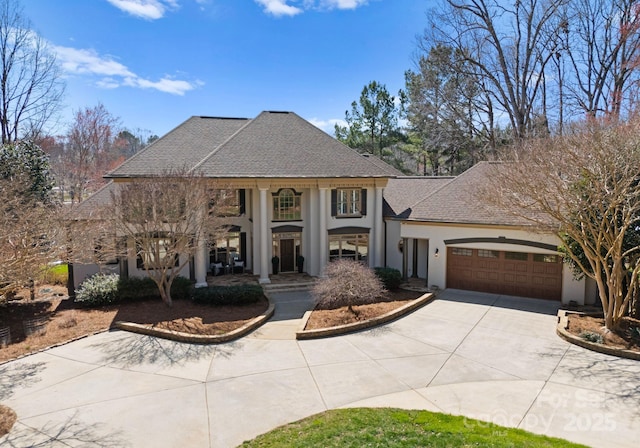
[{"xmin": 398, "ymin": 222, "xmax": 587, "ymax": 304}]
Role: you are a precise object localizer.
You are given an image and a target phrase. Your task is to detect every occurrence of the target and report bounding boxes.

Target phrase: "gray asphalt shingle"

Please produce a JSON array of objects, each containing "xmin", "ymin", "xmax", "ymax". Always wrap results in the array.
[
  {"xmin": 407, "ymin": 162, "xmax": 535, "ymax": 226},
  {"xmin": 107, "ymin": 111, "xmax": 399, "ymax": 179}
]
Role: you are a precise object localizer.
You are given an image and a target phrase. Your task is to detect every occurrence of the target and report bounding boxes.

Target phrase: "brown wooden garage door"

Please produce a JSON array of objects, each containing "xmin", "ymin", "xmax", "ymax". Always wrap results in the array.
[{"xmin": 446, "ymin": 248, "xmax": 562, "ymax": 300}]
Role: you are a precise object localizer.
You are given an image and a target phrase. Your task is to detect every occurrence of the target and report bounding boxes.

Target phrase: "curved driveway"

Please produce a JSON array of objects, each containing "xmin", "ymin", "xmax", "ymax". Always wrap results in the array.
[{"xmin": 1, "ymin": 289, "xmax": 639, "ymax": 448}]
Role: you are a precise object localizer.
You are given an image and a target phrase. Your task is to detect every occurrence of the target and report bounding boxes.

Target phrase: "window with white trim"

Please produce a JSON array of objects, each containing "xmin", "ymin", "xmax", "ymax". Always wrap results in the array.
[
  {"xmin": 337, "ymin": 189, "xmax": 361, "ymax": 216},
  {"xmin": 272, "ymin": 189, "xmax": 301, "ymax": 221}
]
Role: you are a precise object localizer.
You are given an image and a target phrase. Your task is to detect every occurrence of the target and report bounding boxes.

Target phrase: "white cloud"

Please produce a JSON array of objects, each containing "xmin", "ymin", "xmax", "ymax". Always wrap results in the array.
[
  {"xmin": 256, "ymin": 0, "xmax": 369, "ymax": 17},
  {"xmin": 105, "ymin": 0, "xmax": 179, "ymax": 20},
  {"xmin": 255, "ymin": 0, "xmax": 303, "ymax": 17},
  {"xmin": 95, "ymin": 77, "xmax": 121, "ymax": 89},
  {"xmin": 308, "ymin": 117, "xmax": 346, "ymax": 134},
  {"xmin": 319, "ymin": 0, "xmax": 368, "ymax": 10},
  {"xmin": 125, "ymin": 76, "xmax": 201, "ymax": 95},
  {"xmin": 54, "ymin": 47, "xmax": 135, "ymax": 78},
  {"xmin": 53, "ymin": 45, "xmax": 200, "ymax": 96}
]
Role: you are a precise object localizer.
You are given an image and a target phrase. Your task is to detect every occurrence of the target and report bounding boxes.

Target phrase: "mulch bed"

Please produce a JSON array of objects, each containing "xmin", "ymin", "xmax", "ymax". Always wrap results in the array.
[
  {"xmin": 0, "ymin": 405, "xmax": 16, "ymax": 437},
  {"xmin": 1, "ymin": 285, "xmax": 422, "ymax": 363},
  {"xmin": 112, "ymin": 298, "xmax": 269, "ymax": 335},
  {"xmin": 0, "ymin": 284, "xmax": 269, "ymax": 364},
  {"xmin": 305, "ymin": 289, "xmax": 422, "ymax": 330},
  {"xmin": 566, "ymin": 314, "xmax": 640, "ymax": 352}
]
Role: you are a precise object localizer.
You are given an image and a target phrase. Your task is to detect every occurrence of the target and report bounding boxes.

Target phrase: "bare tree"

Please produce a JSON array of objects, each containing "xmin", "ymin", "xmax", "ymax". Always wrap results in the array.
[
  {"xmin": 312, "ymin": 259, "xmax": 385, "ymax": 315},
  {"xmin": 489, "ymin": 118, "xmax": 640, "ymax": 330},
  {"xmin": 421, "ymin": 0, "xmax": 567, "ymax": 140},
  {"xmin": 0, "ymin": 177, "xmax": 62, "ymax": 299},
  {"xmin": 560, "ymin": 0, "xmax": 640, "ymax": 119},
  {"xmin": 66, "ymin": 104, "xmax": 121, "ymax": 202},
  {"xmin": 83, "ymin": 171, "xmax": 231, "ymax": 306},
  {"xmin": 0, "ymin": 0, "xmax": 64, "ymax": 143}
]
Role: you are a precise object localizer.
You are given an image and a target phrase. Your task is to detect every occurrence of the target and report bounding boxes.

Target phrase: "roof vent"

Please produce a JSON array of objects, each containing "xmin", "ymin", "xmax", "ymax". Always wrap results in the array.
[
  {"xmin": 266, "ymin": 111, "xmax": 290, "ymax": 114},
  {"xmin": 199, "ymin": 116, "xmax": 248, "ymax": 120}
]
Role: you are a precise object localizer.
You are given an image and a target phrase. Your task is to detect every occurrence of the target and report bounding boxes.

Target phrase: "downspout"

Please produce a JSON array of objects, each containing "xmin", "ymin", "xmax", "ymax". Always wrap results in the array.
[
  {"xmin": 383, "ymin": 219, "xmax": 387, "ymax": 267},
  {"xmin": 425, "ymin": 239, "xmax": 429, "ymax": 287}
]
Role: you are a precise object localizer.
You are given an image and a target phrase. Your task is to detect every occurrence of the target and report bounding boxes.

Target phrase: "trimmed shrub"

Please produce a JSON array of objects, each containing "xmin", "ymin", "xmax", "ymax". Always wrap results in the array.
[
  {"xmin": 313, "ymin": 259, "xmax": 385, "ymax": 312},
  {"xmin": 117, "ymin": 276, "xmax": 193, "ymax": 302},
  {"xmin": 75, "ymin": 273, "xmax": 119, "ymax": 307},
  {"xmin": 76, "ymin": 274, "xmax": 194, "ymax": 307},
  {"xmin": 170, "ymin": 276, "xmax": 194, "ymax": 300},
  {"xmin": 191, "ymin": 284, "xmax": 264, "ymax": 306},
  {"xmin": 374, "ymin": 267, "xmax": 402, "ymax": 290},
  {"xmin": 116, "ymin": 276, "xmax": 158, "ymax": 301}
]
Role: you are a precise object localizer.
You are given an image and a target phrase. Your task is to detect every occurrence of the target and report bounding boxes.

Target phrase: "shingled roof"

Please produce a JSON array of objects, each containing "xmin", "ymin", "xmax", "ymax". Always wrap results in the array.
[
  {"xmin": 107, "ymin": 111, "xmax": 400, "ymax": 179},
  {"xmin": 383, "ymin": 176, "xmax": 454, "ymax": 218},
  {"xmin": 407, "ymin": 162, "xmax": 537, "ymax": 227}
]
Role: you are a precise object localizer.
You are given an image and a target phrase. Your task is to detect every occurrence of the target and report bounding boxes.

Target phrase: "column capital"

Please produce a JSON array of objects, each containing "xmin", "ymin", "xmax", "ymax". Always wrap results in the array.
[
  {"xmin": 256, "ymin": 181, "xmax": 271, "ymax": 191},
  {"xmin": 317, "ymin": 180, "xmax": 331, "ymax": 190},
  {"xmin": 374, "ymin": 178, "xmax": 389, "ymax": 188}
]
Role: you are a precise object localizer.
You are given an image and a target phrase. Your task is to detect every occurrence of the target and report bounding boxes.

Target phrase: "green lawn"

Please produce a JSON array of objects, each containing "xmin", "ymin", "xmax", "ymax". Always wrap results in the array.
[
  {"xmin": 240, "ymin": 408, "xmax": 587, "ymax": 448},
  {"xmin": 40, "ymin": 263, "xmax": 68, "ymax": 285}
]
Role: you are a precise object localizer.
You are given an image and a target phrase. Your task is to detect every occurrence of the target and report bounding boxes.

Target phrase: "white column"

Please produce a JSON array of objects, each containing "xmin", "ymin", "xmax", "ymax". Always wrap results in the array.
[
  {"xmin": 195, "ymin": 201, "xmax": 209, "ymax": 287},
  {"xmin": 308, "ymin": 188, "xmax": 318, "ymax": 276},
  {"xmin": 194, "ymin": 235, "xmax": 208, "ymax": 287},
  {"xmin": 319, "ymin": 186, "xmax": 328, "ymax": 274},
  {"xmin": 373, "ymin": 186, "xmax": 384, "ymax": 267},
  {"xmin": 258, "ymin": 185, "xmax": 271, "ymax": 284}
]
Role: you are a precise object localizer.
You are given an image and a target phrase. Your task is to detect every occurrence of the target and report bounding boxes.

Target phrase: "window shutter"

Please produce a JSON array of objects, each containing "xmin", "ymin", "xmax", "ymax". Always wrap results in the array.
[
  {"xmin": 240, "ymin": 232, "xmax": 247, "ymax": 262},
  {"xmin": 189, "ymin": 254, "xmax": 195, "ymax": 281},
  {"xmin": 331, "ymin": 189, "xmax": 337, "ymax": 216},
  {"xmin": 238, "ymin": 189, "xmax": 246, "ymax": 215},
  {"xmin": 360, "ymin": 189, "xmax": 367, "ymax": 216}
]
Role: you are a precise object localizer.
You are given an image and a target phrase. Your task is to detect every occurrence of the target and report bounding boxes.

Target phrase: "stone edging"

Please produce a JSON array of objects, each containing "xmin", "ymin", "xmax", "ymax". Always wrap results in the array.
[
  {"xmin": 556, "ymin": 310, "xmax": 640, "ymax": 361},
  {"xmin": 296, "ymin": 292, "xmax": 435, "ymax": 340},
  {"xmin": 113, "ymin": 302, "xmax": 275, "ymax": 344}
]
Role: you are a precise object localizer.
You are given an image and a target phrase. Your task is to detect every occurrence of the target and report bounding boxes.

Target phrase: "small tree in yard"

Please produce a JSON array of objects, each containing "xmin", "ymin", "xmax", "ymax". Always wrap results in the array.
[
  {"xmin": 87, "ymin": 170, "xmax": 230, "ymax": 307},
  {"xmin": 312, "ymin": 259, "xmax": 385, "ymax": 315},
  {"xmin": 488, "ymin": 118, "xmax": 640, "ymax": 331},
  {"xmin": 0, "ymin": 141, "xmax": 62, "ymax": 299}
]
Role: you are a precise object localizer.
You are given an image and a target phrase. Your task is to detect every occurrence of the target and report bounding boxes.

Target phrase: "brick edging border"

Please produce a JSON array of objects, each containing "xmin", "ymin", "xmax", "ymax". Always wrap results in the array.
[
  {"xmin": 295, "ymin": 292, "xmax": 435, "ymax": 340},
  {"xmin": 113, "ymin": 302, "xmax": 275, "ymax": 344},
  {"xmin": 556, "ymin": 310, "xmax": 640, "ymax": 361}
]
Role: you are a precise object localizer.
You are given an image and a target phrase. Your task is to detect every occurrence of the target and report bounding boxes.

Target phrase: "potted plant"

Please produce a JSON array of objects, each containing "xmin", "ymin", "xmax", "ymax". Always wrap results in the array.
[
  {"xmin": 271, "ymin": 256, "xmax": 279, "ymax": 275},
  {"xmin": 297, "ymin": 255, "xmax": 305, "ymax": 273}
]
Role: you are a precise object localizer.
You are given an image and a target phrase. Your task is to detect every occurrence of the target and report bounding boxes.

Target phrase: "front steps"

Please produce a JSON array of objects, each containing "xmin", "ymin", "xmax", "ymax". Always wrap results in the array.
[{"xmin": 262, "ymin": 281, "xmax": 315, "ymax": 294}]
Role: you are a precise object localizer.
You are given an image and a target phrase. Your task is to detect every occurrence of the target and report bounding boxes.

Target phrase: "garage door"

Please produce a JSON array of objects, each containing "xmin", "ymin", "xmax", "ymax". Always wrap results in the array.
[{"xmin": 446, "ymin": 248, "xmax": 562, "ymax": 300}]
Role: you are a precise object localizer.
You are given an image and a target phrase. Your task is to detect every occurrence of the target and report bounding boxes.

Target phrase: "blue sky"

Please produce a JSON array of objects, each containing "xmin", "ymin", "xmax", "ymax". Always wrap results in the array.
[{"xmin": 22, "ymin": 0, "xmax": 427, "ymax": 137}]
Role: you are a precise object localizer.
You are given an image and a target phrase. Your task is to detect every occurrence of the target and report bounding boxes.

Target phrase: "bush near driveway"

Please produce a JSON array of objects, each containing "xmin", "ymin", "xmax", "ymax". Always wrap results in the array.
[
  {"xmin": 117, "ymin": 276, "xmax": 193, "ymax": 302},
  {"xmin": 374, "ymin": 266, "xmax": 402, "ymax": 290},
  {"xmin": 75, "ymin": 274, "xmax": 194, "ymax": 307},
  {"xmin": 313, "ymin": 259, "xmax": 385, "ymax": 312},
  {"xmin": 191, "ymin": 284, "xmax": 264, "ymax": 306},
  {"xmin": 74, "ymin": 273, "xmax": 120, "ymax": 306}
]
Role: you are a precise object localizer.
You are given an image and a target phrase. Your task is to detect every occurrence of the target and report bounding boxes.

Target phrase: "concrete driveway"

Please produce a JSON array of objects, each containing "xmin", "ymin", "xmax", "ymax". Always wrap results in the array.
[{"xmin": 1, "ymin": 289, "xmax": 638, "ymax": 448}]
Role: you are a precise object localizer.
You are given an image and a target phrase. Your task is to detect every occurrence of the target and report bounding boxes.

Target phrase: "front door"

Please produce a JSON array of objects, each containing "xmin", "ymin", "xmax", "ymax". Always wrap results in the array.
[{"xmin": 280, "ymin": 239, "xmax": 295, "ymax": 272}]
